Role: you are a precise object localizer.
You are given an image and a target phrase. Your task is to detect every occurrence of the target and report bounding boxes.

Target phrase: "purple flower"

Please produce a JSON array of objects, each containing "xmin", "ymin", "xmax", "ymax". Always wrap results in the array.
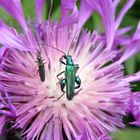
[{"xmin": 0, "ymin": 0, "xmax": 140, "ymax": 140}]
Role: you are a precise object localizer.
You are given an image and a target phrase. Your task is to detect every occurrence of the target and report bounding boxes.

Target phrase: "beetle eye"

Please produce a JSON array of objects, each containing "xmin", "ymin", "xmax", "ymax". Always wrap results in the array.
[{"xmin": 64, "ymin": 55, "xmax": 66, "ymax": 59}]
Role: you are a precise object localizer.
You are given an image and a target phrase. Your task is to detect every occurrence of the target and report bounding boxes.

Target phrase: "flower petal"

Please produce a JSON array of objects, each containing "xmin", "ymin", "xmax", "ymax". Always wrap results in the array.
[
  {"xmin": 128, "ymin": 92, "xmax": 140, "ymax": 126},
  {"xmin": 77, "ymin": 0, "xmax": 93, "ymax": 29},
  {"xmin": 59, "ymin": 0, "xmax": 78, "ymax": 27},
  {"xmin": 119, "ymin": 22, "xmax": 140, "ymax": 63},
  {"xmin": 80, "ymin": 0, "xmax": 115, "ymax": 50},
  {"xmin": 113, "ymin": 27, "xmax": 132, "ymax": 47},
  {"xmin": 35, "ymin": 0, "xmax": 46, "ymax": 23},
  {"xmin": 130, "ymin": 121, "xmax": 140, "ymax": 126},
  {"xmin": 98, "ymin": 134, "xmax": 112, "ymax": 140},
  {"xmin": 0, "ymin": 21, "xmax": 29, "ymax": 51},
  {"xmin": 119, "ymin": 40, "xmax": 140, "ymax": 63},
  {"xmin": 133, "ymin": 21, "xmax": 140, "ymax": 40},
  {"xmin": 124, "ymin": 72, "xmax": 140, "ymax": 82},
  {"xmin": 115, "ymin": 0, "xmax": 135, "ymax": 30},
  {"xmin": 0, "ymin": 46, "xmax": 8, "ymax": 58},
  {"xmin": 113, "ymin": 0, "xmax": 120, "ymax": 9},
  {"xmin": 0, "ymin": 0, "xmax": 27, "ymax": 31},
  {"xmin": 116, "ymin": 26, "xmax": 132, "ymax": 37},
  {"xmin": 0, "ymin": 116, "xmax": 5, "ymax": 135}
]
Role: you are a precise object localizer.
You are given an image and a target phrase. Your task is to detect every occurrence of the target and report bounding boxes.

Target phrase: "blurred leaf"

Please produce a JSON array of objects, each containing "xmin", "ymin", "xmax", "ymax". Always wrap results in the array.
[
  {"xmin": 112, "ymin": 128, "xmax": 140, "ymax": 140},
  {"xmin": 0, "ymin": 7, "xmax": 12, "ymax": 22},
  {"xmin": 125, "ymin": 56, "xmax": 136, "ymax": 74},
  {"xmin": 22, "ymin": 0, "xmax": 35, "ymax": 20},
  {"xmin": 136, "ymin": 53, "xmax": 140, "ymax": 62},
  {"xmin": 50, "ymin": 6, "xmax": 61, "ymax": 21},
  {"xmin": 83, "ymin": 12, "xmax": 102, "ymax": 31}
]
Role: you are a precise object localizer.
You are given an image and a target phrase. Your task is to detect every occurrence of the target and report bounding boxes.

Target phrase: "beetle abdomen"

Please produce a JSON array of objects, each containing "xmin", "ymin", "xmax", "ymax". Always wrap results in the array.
[
  {"xmin": 38, "ymin": 64, "xmax": 45, "ymax": 82},
  {"xmin": 66, "ymin": 65, "xmax": 76, "ymax": 100}
]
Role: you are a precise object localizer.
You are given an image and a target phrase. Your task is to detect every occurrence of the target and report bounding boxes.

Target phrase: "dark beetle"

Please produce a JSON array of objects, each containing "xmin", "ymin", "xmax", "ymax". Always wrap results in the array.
[{"xmin": 36, "ymin": 54, "xmax": 45, "ymax": 82}]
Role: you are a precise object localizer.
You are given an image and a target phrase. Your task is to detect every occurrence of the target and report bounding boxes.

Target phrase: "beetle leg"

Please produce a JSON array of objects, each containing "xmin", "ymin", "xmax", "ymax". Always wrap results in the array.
[
  {"xmin": 56, "ymin": 71, "xmax": 65, "ymax": 80},
  {"xmin": 57, "ymin": 93, "xmax": 65, "ymax": 100},
  {"xmin": 56, "ymin": 77, "xmax": 63, "ymax": 85},
  {"xmin": 75, "ymin": 76, "xmax": 81, "ymax": 89},
  {"xmin": 75, "ymin": 64, "xmax": 79, "ymax": 70},
  {"xmin": 60, "ymin": 60, "xmax": 66, "ymax": 65},
  {"xmin": 75, "ymin": 88, "xmax": 83, "ymax": 95},
  {"xmin": 32, "ymin": 64, "xmax": 38, "ymax": 75},
  {"xmin": 55, "ymin": 78, "xmax": 66, "ymax": 101},
  {"xmin": 60, "ymin": 56, "xmax": 66, "ymax": 65},
  {"xmin": 61, "ymin": 78, "xmax": 66, "ymax": 92}
]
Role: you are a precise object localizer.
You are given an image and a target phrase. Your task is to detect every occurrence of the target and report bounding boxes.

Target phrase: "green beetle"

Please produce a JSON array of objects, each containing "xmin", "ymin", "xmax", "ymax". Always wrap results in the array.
[
  {"xmin": 57, "ymin": 54, "xmax": 81, "ymax": 100},
  {"xmin": 47, "ymin": 45, "xmax": 81, "ymax": 100}
]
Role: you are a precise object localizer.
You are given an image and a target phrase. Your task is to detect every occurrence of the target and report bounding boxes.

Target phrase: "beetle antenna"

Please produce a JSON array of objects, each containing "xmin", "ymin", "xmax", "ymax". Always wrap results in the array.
[
  {"xmin": 46, "ymin": 44, "xmax": 66, "ymax": 55},
  {"xmin": 36, "ymin": 42, "xmax": 44, "ymax": 56}
]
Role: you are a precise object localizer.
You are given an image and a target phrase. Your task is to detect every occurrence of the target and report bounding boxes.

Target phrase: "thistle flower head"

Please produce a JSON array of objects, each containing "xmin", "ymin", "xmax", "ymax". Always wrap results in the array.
[{"xmin": 0, "ymin": 0, "xmax": 140, "ymax": 140}]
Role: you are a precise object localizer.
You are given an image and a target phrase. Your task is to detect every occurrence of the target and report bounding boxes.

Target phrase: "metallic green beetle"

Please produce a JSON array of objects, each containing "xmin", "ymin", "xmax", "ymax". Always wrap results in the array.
[
  {"xmin": 47, "ymin": 45, "xmax": 81, "ymax": 100},
  {"xmin": 57, "ymin": 54, "xmax": 81, "ymax": 100}
]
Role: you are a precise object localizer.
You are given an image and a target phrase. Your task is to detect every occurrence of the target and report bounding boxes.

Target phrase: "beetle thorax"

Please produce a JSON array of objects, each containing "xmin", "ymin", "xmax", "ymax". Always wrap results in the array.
[{"xmin": 66, "ymin": 55, "xmax": 73, "ymax": 65}]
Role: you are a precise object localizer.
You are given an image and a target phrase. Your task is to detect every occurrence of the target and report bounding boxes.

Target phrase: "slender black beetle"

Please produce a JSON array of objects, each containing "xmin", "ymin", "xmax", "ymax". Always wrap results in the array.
[
  {"xmin": 35, "ymin": 54, "xmax": 45, "ymax": 82},
  {"xmin": 35, "ymin": 43, "xmax": 46, "ymax": 82}
]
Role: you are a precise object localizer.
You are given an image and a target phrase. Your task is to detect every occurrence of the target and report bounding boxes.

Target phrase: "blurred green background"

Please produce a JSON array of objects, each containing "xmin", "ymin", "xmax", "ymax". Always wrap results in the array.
[{"xmin": 0, "ymin": 0, "xmax": 140, "ymax": 139}]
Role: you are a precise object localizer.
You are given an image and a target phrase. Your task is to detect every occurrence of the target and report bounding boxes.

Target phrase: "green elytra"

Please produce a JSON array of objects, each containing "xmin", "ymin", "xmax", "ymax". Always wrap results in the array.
[
  {"xmin": 57, "ymin": 54, "xmax": 81, "ymax": 100},
  {"xmin": 47, "ymin": 45, "xmax": 81, "ymax": 100}
]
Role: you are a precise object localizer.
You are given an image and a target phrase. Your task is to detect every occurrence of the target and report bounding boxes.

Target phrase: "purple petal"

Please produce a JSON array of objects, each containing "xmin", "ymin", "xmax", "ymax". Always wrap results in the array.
[
  {"xmin": 5, "ymin": 92, "xmax": 16, "ymax": 113},
  {"xmin": 128, "ymin": 92, "xmax": 140, "ymax": 126},
  {"xmin": 48, "ymin": 0, "xmax": 53, "ymax": 21},
  {"xmin": 133, "ymin": 21, "xmax": 140, "ymax": 40},
  {"xmin": 130, "ymin": 121, "xmax": 140, "ymax": 126},
  {"xmin": 0, "ymin": 21, "xmax": 29, "ymax": 51},
  {"xmin": 124, "ymin": 72, "xmax": 140, "ymax": 82},
  {"xmin": 115, "ymin": 0, "xmax": 135, "ymax": 30},
  {"xmin": 83, "ymin": 0, "xmax": 115, "ymax": 50},
  {"xmin": 0, "ymin": 46, "xmax": 8, "ymax": 57},
  {"xmin": 113, "ymin": 27, "xmax": 132, "ymax": 47},
  {"xmin": 113, "ymin": 0, "xmax": 120, "ymax": 9},
  {"xmin": 119, "ymin": 40, "xmax": 140, "ymax": 63},
  {"xmin": 98, "ymin": 134, "xmax": 112, "ymax": 140},
  {"xmin": 119, "ymin": 22, "xmax": 140, "ymax": 63},
  {"xmin": 59, "ymin": 0, "xmax": 78, "ymax": 27},
  {"xmin": 35, "ymin": 0, "xmax": 46, "ymax": 23},
  {"xmin": 116, "ymin": 26, "xmax": 132, "ymax": 36},
  {"xmin": 0, "ymin": 116, "xmax": 5, "ymax": 135},
  {"xmin": 77, "ymin": 0, "xmax": 93, "ymax": 29},
  {"xmin": 75, "ymin": 127, "xmax": 88, "ymax": 140},
  {"xmin": 0, "ymin": 0, "xmax": 27, "ymax": 31}
]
